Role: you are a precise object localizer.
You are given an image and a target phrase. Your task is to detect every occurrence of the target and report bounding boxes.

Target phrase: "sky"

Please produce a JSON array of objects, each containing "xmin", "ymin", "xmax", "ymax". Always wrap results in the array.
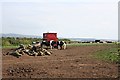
[{"xmin": 0, "ymin": 0, "xmax": 119, "ymax": 39}]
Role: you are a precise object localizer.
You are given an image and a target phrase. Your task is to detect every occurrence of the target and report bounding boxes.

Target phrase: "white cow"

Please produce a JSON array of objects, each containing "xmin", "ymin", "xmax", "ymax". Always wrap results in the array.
[
  {"xmin": 50, "ymin": 40, "xmax": 54, "ymax": 49},
  {"xmin": 62, "ymin": 41, "xmax": 67, "ymax": 50}
]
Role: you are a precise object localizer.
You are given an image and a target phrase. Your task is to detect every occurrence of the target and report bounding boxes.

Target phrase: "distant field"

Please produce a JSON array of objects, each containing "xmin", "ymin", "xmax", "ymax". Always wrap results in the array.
[
  {"xmin": 67, "ymin": 43, "xmax": 114, "ymax": 46},
  {"xmin": 2, "ymin": 43, "xmax": 116, "ymax": 48}
]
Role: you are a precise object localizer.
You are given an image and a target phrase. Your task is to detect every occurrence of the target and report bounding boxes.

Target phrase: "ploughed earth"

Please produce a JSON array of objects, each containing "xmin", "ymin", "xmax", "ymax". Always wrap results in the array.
[{"xmin": 2, "ymin": 45, "xmax": 118, "ymax": 78}]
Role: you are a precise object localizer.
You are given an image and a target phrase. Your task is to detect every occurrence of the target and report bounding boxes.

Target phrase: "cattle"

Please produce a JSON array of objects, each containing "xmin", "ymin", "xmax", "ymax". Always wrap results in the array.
[
  {"xmin": 57, "ymin": 41, "xmax": 67, "ymax": 50},
  {"xmin": 50, "ymin": 40, "xmax": 55, "ymax": 49},
  {"xmin": 41, "ymin": 40, "xmax": 67, "ymax": 50},
  {"xmin": 41, "ymin": 40, "xmax": 57, "ymax": 49},
  {"xmin": 63, "ymin": 41, "xmax": 67, "ymax": 49}
]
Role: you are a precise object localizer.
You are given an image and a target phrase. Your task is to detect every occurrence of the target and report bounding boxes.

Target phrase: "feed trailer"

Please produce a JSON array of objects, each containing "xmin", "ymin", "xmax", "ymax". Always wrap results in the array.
[{"xmin": 41, "ymin": 33, "xmax": 58, "ymax": 48}]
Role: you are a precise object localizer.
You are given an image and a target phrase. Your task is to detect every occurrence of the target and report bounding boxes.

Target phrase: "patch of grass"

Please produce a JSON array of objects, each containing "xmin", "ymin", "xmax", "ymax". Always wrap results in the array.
[
  {"xmin": 2, "ymin": 46, "xmax": 19, "ymax": 49},
  {"xmin": 93, "ymin": 47, "xmax": 119, "ymax": 63}
]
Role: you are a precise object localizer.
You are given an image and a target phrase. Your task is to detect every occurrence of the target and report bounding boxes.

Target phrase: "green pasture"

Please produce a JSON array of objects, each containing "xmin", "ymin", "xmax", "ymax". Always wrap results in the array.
[
  {"xmin": 93, "ymin": 45, "xmax": 119, "ymax": 63},
  {"xmin": 67, "ymin": 43, "xmax": 114, "ymax": 46}
]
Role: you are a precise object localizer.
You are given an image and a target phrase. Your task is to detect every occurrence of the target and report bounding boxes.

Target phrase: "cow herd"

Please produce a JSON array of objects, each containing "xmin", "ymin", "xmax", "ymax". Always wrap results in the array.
[{"xmin": 41, "ymin": 40, "xmax": 67, "ymax": 50}]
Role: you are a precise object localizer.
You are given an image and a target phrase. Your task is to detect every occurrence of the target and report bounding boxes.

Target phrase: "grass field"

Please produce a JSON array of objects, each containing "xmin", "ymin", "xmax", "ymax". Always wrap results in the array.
[
  {"xmin": 67, "ymin": 43, "xmax": 114, "ymax": 46},
  {"xmin": 93, "ymin": 45, "xmax": 119, "ymax": 63}
]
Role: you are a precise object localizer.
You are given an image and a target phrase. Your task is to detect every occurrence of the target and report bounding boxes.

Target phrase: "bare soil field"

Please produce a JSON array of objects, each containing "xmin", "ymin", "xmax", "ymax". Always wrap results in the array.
[{"xmin": 2, "ymin": 45, "xmax": 118, "ymax": 78}]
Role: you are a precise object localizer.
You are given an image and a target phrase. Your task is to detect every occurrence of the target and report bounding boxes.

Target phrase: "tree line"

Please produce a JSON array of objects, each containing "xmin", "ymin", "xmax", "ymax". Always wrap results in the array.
[
  {"xmin": 1, "ymin": 37, "xmax": 71, "ymax": 46},
  {"xmin": 1, "ymin": 37, "xmax": 42, "ymax": 46}
]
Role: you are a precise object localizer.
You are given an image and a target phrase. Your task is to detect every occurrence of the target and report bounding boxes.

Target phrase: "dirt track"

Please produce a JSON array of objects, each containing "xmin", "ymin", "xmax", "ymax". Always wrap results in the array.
[{"xmin": 2, "ymin": 45, "xmax": 118, "ymax": 78}]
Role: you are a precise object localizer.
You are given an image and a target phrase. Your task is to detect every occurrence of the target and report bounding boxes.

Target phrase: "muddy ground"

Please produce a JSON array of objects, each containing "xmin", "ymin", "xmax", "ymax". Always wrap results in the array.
[{"xmin": 2, "ymin": 45, "xmax": 118, "ymax": 78}]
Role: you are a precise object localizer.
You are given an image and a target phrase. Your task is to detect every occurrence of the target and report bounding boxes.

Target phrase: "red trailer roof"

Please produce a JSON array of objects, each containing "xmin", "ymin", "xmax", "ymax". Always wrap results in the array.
[{"xmin": 43, "ymin": 33, "xmax": 58, "ymax": 41}]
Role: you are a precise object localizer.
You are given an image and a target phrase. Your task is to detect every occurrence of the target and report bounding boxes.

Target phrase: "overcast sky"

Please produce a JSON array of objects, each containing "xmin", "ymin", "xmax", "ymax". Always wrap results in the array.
[{"xmin": 0, "ymin": 0, "xmax": 119, "ymax": 39}]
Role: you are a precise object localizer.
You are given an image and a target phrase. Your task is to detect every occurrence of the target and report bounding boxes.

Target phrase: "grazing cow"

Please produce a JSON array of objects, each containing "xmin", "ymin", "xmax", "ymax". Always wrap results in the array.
[
  {"xmin": 50, "ymin": 40, "xmax": 58, "ymax": 49},
  {"xmin": 63, "ymin": 41, "xmax": 67, "ymax": 49},
  {"xmin": 41, "ymin": 40, "xmax": 66, "ymax": 50},
  {"xmin": 50, "ymin": 40, "xmax": 54, "ymax": 49},
  {"xmin": 57, "ymin": 41, "xmax": 66, "ymax": 50},
  {"xmin": 41, "ymin": 40, "xmax": 57, "ymax": 49},
  {"xmin": 57, "ymin": 41, "xmax": 61, "ymax": 49}
]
